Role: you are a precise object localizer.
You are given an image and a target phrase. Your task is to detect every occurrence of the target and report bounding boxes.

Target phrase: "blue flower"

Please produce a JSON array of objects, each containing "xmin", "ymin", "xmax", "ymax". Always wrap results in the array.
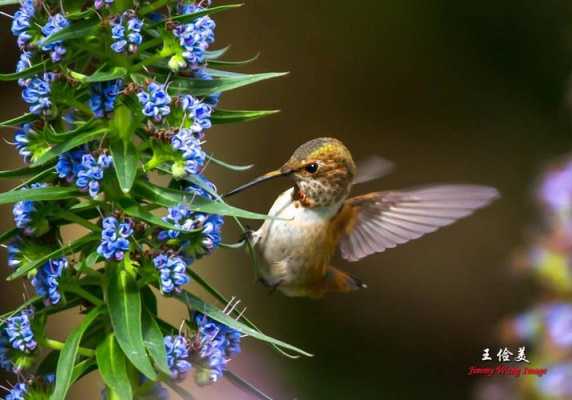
[
  {"xmin": 4, "ymin": 383, "xmax": 28, "ymax": 400},
  {"xmin": 94, "ymin": 0, "xmax": 113, "ymax": 9},
  {"xmin": 153, "ymin": 253, "xmax": 190, "ymax": 294},
  {"xmin": 4, "ymin": 309, "xmax": 36, "ymax": 353},
  {"xmin": 56, "ymin": 148, "xmax": 87, "ymax": 183},
  {"xmin": 173, "ymin": 5, "xmax": 216, "ymax": 68},
  {"xmin": 11, "ymin": 0, "xmax": 35, "ymax": 49},
  {"xmin": 13, "ymin": 123, "xmax": 33, "ymax": 162},
  {"xmin": 185, "ymin": 174, "xmax": 218, "ymax": 200},
  {"xmin": 30, "ymin": 257, "xmax": 68, "ymax": 305},
  {"xmin": 41, "ymin": 14, "xmax": 70, "ymax": 62},
  {"xmin": 137, "ymin": 82, "xmax": 171, "ymax": 122},
  {"xmin": 194, "ymin": 68, "xmax": 221, "ymax": 106},
  {"xmin": 0, "ymin": 340, "xmax": 13, "ymax": 372},
  {"xmin": 75, "ymin": 153, "xmax": 113, "ymax": 198},
  {"xmin": 96, "ymin": 216, "xmax": 133, "ymax": 261},
  {"xmin": 193, "ymin": 313, "xmax": 241, "ymax": 384},
  {"xmin": 179, "ymin": 95, "xmax": 213, "ymax": 136},
  {"xmin": 170, "ymin": 129, "xmax": 205, "ymax": 175},
  {"xmin": 12, "ymin": 183, "xmax": 48, "ymax": 235},
  {"xmin": 545, "ymin": 303, "xmax": 572, "ymax": 348},
  {"xmin": 539, "ymin": 160, "xmax": 572, "ymax": 214},
  {"xmin": 16, "ymin": 51, "xmax": 33, "ymax": 87},
  {"xmin": 89, "ymin": 80, "xmax": 123, "ymax": 118},
  {"xmin": 7, "ymin": 239, "xmax": 23, "ymax": 270},
  {"xmin": 537, "ymin": 363, "xmax": 572, "ymax": 397},
  {"xmin": 110, "ymin": 12, "xmax": 143, "ymax": 54},
  {"xmin": 21, "ymin": 73, "xmax": 55, "ymax": 115},
  {"xmin": 158, "ymin": 203, "xmax": 223, "ymax": 256},
  {"xmin": 164, "ymin": 335, "xmax": 192, "ymax": 380}
]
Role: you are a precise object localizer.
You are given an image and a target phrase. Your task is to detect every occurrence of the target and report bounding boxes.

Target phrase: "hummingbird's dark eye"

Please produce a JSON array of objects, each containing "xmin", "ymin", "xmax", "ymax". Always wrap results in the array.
[{"xmin": 305, "ymin": 162, "xmax": 319, "ymax": 174}]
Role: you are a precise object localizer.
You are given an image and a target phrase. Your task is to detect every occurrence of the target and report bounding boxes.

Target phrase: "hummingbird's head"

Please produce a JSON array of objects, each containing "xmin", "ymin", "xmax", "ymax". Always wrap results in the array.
[{"xmin": 225, "ymin": 137, "xmax": 356, "ymax": 208}]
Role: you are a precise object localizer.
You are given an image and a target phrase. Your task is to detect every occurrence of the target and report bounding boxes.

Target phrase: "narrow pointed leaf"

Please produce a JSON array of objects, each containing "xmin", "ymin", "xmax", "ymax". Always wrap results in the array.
[
  {"xmin": 169, "ymin": 72, "xmax": 287, "ymax": 97},
  {"xmin": 211, "ymin": 109, "xmax": 279, "ymax": 124},
  {"xmin": 167, "ymin": 4, "xmax": 243, "ymax": 25},
  {"xmin": 206, "ymin": 155, "xmax": 254, "ymax": 171},
  {"xmin": 142, "ymin": 307, "xmax": 171, "ymax": 376},
  {"xmin": 0, "ymin": 163, "xmax": 53, "ymax": 179},
  {"xmin": 110, "ymin": 139, "xmax": 138, "ymax": 193},
  {"xmin": 133, "ymin": 180, "xmax": 274, "ymax": 220},
  {"xmin": 0, "ymin": 186, "xmax": 80, "ymax": 206},
  {"xmin": 106, "ymin": 262, "xmax": 157, "ymax": 380},
  {"xmin": 8, "ymin": 234, "xmax": 98, "ymax": 281},
  {"xmin": 205, "ymin": 46, "xmax": 230, "ymax": 60},
  {"xmin": 224, "ymin": 370, "xmax": 274, "ymax": 400},
  {"xmin": 84, "ymin": 67, "xmax": 128, "ymax": 83},
  {"xmin": 208, "ymin": 52, "xmax": 260, "ymax": 67},
  {"xmin": 70, "ymin": 359, "xmax": 97, "ymax": 383},
  {"xmin": 96, "ymin": 334, "xmax": 133, "ymax": 400},
  {"xmin": 41, "ymin": 19, "xmax": 100, "ymax": 46},
  {"xmin": 32, "ymin": 128, "xmax": 108, "ymax": 166},
  {"xmin": 120, "ymin": 200, "xmax": 184, "ymax": 231},
  {"xmin": 0, "ymin": 61, "xmax": 49, "ymax": 81},
  {"xmin": 177, "ymin": 291, "xmax": 313, "ymax": 357},
  {"xmin": 0, "ymin": 0, "xmax": 19, "ymax": 4},
  {"xmin": 50, "ymin": 306, "xmax": 103, "ymax": 400},
  {"xmin": 0, "ymin": 228, "xmax": 18, "ymax": 246},
  {"xmin": 0, "ymin": 113, "xmax": 37, "ymax": 128}
]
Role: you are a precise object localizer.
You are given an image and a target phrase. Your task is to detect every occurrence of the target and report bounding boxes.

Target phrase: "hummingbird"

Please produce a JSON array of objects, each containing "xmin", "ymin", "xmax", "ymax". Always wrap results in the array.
[{"xmin": 224, "ymin": 137, "xmax": 499, "ymax": 298}]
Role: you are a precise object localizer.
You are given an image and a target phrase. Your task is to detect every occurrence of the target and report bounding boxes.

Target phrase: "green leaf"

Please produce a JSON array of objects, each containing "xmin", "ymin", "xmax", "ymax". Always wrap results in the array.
[
  {"xmin": 71, "ymin": 359, "xmax": 97, "ymax": 383},
  {"xmin": 169, "ymin": 72, "xmax": 287, "ymax": 97},
  {"xmin": 110, "ymin": 139, "xmax": 138, "ymax": 193},
  {"xmin": 205, "ymin": 46, "xmax": 230, "ymax": 60},
  {"xmin": 211, "ymin": 109, "xmax": 279, "ymax": 124},
  {"xmin": 111, "ymin": 104, "xmax": 136, "ymax": 142},
  {"xmin": 176, "ymin": 291, "xmax": 313, "ymax": 357},
  {"xmin": 50, "ymin": 306, "xmax": 103, "ymax": 400},
  {"xmin": 0, "ymin": 228, "xmax": 18, "ymax": 246},
  {"xmin": 8, "ymin": 234, "xmax": 98, "ymax": 281},
  {"xmin": 120, "ymin": 200, "xmax": 184, "ymax": 231},
  {"xmin": 208, "ymin": 52, "xmax": 260, "ymax": 67},
  {"xmin": 84, "ymin": 67, "xmax": 128, "ymax": 83},
  {"xmin": 9, "ymin": 167, "xmax": 56, "ymax": 192},
  {"xmin": 32, "ymin": 128, "xmax": 108, "ymax": 167},
  {"xmin": 0, "ymin": 0, "xmax": 19, "ymax": 4},
  {"xmin": 41, "ymin": 19, "xmax": 100, "ymax": 46},
  {"xmin": 0, "ymin": 113, "xmax": 37, "ymax": 128},
  {"xmin": 96, "ymin": 334, "xmax": 133, "ymax": 400},
  {"xmin": 207, "ymin": 155, "xmax": 254, "ymax": 171},
  {"xmin": 0, "ymin": 61, "xmax": 49, "ymax": 81},
  {"xmin": 0, "ymin": 186, "xmax": 80, "ymax": 206},
  {"xmin": 0, "ymin": 164, "xmax": 53, "ymax": 179},
  {"xmin": 142, "ymin": 307, "xmax": 171, "ymax": 376},
  {"xmin": 167, "ymin": 4, "xmax": 243, "ymax": 24},
  {"xmin": 106, "ymin": 262, "xmax": 157, "ymax": 380},
  {"xmin": 133, "ymin": 180, "xmax": 274, "ymax": 220},
  {"xmin": 224, "ymin": 370, "xmax": 274, "ymax": 400}
]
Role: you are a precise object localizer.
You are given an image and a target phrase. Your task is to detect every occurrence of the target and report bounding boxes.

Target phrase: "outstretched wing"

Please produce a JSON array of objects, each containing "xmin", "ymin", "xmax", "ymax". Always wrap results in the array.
[
  {"xmin": 353, "ymin": 156, "xmax": 395, "ymax": 185},
  {"xmin": 338, "ymin": 185, "xmax": 499, "ymax": 262}
]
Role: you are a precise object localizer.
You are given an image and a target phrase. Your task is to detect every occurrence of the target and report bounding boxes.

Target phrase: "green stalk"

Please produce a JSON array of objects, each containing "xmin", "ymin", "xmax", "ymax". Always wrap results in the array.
[
  {"xmin": 42, "ymin": 337, "xmax": 95, "ymax": 357},
  {"xmin": 140, "ymin": 0, "xmax": 170, "ymax": 16},
  {"xmin": 63, "ymin": 284, "xmax": 104, "ymax": 306}
]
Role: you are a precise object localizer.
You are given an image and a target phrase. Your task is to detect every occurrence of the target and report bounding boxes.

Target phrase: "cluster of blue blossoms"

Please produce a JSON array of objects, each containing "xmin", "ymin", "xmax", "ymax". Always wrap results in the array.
[
  {"xmin": 111, "ymin": 11, "xmax": 144, "ymax": 54},
  {"xmin": 193, "ymin": 313, "xmax": 241, "ymax": 383},
  {"xmin": 153, "ymin": 254, "xmax": 190, "ymax": 295},
  {"xmin": 40, "ymin": 14, "xmax": 70, "ymax": 62},
  {"xmin": 97, "ymin": 216, "xmax": 134, "ymax": 261},
  {"xmin": 31, "ymin": 257, "xmax": 69, "ymax": 305},
  {"xmin": 21, "ymin": 72, "xmax": 56, "ymax": 115},
  {"xmin": 56, "ymin": 149, "xmax": 113, "ymax": 198},
  {"xmin": 4, "ymin": 383, "xmax": 28, "ymax": 400},
  {"xmin": 12, "ymin": 183, "xmax": 47, "ymax": 236},
  {"xmin": 164, "ymin": 335, "xmax": 192, "ymax": 380},
  {"xmin": 3, "ymin": 309, "xmax": 36, "ymax": 354},
  {"xmin": 10, "ymin": 0, "xmax": 34, "ymax": 49},
  {"xmin": 137, "ymin": 82, "xmax": 172, "ymax": 122},
  {"xmin": 173, "ymin": 4, "xmax": 216, "ymax": 68},
  {"xmin": 89, "ymin": 80, "xmax": 124, "ymax": 118}
]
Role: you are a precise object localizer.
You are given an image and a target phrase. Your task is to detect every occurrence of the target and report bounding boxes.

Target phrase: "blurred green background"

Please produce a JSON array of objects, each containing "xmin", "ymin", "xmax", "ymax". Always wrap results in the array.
[{"xmin": 2, "ymin": 0, "xmax": 572, "ymax": 398}]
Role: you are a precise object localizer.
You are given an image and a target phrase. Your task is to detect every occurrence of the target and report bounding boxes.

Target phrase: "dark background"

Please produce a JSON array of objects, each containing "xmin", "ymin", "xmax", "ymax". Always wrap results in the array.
[{"xmin": 2, "ymin": 1, "xmax": 572, "ymax": 399}]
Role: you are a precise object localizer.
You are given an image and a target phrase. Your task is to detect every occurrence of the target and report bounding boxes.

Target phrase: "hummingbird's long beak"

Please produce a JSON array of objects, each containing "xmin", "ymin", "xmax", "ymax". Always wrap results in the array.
[{"xmin": 223, "ymin": 169, "xmax": 291, "ymax": 198}]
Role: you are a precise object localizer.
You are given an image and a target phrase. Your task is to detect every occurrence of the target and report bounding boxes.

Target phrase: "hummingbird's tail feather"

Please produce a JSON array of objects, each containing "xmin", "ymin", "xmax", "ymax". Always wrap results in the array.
[{"xmin": 308, "ymin": 266, "xmax": 366, "ymax": 297}]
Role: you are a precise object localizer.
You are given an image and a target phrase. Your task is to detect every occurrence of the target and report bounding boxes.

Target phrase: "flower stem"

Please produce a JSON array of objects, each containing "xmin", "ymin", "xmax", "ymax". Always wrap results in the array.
[
  {"xmin": 42, "ymin": 337, "xmax": 95, "ymax": 357},
  {"xmin": 64, "ymin": 285, "xmax": 104, "ymax": 306}
]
